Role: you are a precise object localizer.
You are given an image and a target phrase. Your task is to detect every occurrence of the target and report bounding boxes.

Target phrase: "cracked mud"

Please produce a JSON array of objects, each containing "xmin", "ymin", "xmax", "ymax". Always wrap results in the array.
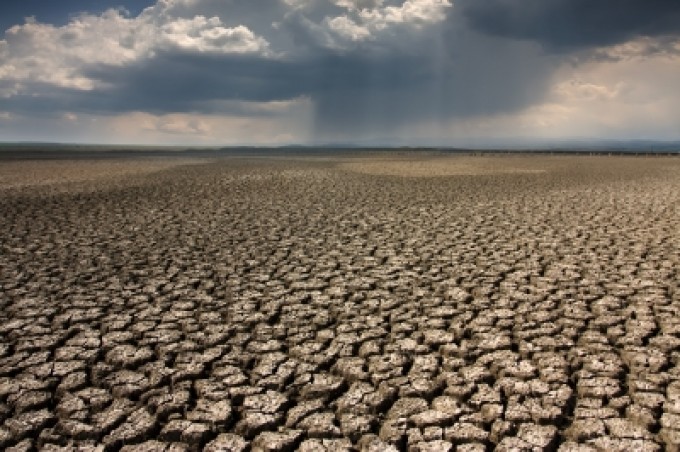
[{"xmin": 0, "ymin": 154, "xmax": 679, "ymax": 451}]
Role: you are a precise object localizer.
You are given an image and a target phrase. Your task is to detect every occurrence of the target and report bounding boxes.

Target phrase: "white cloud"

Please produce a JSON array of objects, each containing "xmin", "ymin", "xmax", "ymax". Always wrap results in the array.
[
  {"xmin": 326, "ymin": 15, "xmax": 373, "ymax": 41},
  {"xmin": 332, "ymin": 0, "xmax": 385, "ymax": 11},
  {"xmin": 592, "ymin": 36, "xmax": 680, "ymax": 62},
  {"xmin": 282, "ymin": 0, "xmax": 316, "ymax": 9},
  {"xmin": 0, "ymin": 95, "xmax": 315, "ymax": 145},
  {"xmin": 104, "ymin": 106, "xmax": 313, "ymax": 145},
  {"xmin": 0, "ymin": 0, "xmax": 452, "ymax": 99},
  {"xmin": 0, "ymin": 2, "xmax": 271, "ymax": 96},
  {"xmin": 150, "ymin": 115, "xmax": 211, "ymax": 135},
  {"xmin": 160, "ymin": 17, "xmax": 269, "ymax": 54},
  {"xmin": 554, "ymin": 79, "xmax": 624, "ymax": 102},
  {"xmin": 359, "ymin": 0, "xmax": 452, "ymax": 29},
  {"xmin": 324, "ymin": 0, "xmax": 452, "ymax": 45}
]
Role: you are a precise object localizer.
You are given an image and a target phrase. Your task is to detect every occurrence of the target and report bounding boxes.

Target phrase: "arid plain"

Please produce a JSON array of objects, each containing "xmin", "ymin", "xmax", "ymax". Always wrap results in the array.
[{"xmin": 1, "ymin": 153, "xmax": 679, "ymax": 451}]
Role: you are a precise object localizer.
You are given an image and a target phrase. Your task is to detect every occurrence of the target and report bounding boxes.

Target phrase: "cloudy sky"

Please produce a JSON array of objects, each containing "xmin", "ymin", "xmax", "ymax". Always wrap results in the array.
[{"xmin": 1, "ymin": 0, "xmax": 679, "ymax": 146}]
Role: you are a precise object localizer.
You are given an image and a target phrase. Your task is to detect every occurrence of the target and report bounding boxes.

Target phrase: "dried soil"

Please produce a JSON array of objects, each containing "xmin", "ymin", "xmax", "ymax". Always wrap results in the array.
[{"xmin": 0, "ymin": 154, "xmax": 679, "ymax": 451}]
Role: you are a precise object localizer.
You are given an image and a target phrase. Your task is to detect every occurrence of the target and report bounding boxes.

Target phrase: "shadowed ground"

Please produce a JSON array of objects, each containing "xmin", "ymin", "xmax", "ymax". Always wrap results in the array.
[{"xmin": 0, "ymin": 154, "xmax": 679, "ymax": 451}]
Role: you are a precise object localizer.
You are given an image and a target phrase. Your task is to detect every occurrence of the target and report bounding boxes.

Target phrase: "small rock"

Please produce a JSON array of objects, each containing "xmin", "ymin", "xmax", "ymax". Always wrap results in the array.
[
  {"xmin": 379, "ymin": 417, "xmax": 408, "ymax": 443},
  {"xmin": 298, "ymin": 438, "xmax": 354, "ymax": 451},
  {"xmin": 445, "ymin": 422, "xmax": 488, "ymax": 443},
  {"xmin": 242, "ymin": 391, "xmax": 288, "ymax": 414},
  {"xmin": 297, "ymin": 412, "xmax": 341, "ymax": 438},
  {"xmin": 454, "ymin": 443, "xmax": 487, "ymax": 452},
  {"xmin": 120, "ymin": 441, "xmax": 189, "ymax": 452},
  {"xmin": 103, "ymin": 407, "xmax": 158, "ymax": 448},
  {"xmin": 160, "ymin": 420, "xmax": 211, "ymax": 444},
  {"xmin": 387, "ymin": 398, "xmax": 428, "ymax": 419},
  {"xmin": 557, "ymin": 442, "xmax": 598, "ymax": 452},
  {"xmin": 357, "ymin": 434, "xmax": 400, "ymax": 452},
  {"xmin": 204, "ymin": 433, "xmax": 248, "ymax": 452},
  {"xmin": 6, "ymin": 439, "xmax": 34, "ymax": 452},
  {"xmin": 409, "ymin": 440, "xmax": 453, "ymax": 452},
  {"xmin": 5, "ymin": 409, "xmax": 55, "ymax": 439},
  {"xmin": 605, "ymin": 418, "xmax": 653, "ymax": 440},
  {"xmin": 588, "ymin": 436, "xmax": 661, "ymax": 452},
  {"xmin": 410, "ymin": 410, "xmax": 454, "ymax": 428},
  {"xmin": 56, "ymin": 419, "xmax": 98, "ymax": 440},
  {"xmin": 251, "ymin": 429, "xmax": 302, "ymax": 452},
  {"xmin": 339, "ymin": 413, "xmax": 375, "ymax": 442},
  {"xmin": 517, "ymin": 423, "xmax": 557, "ymax": 449},
  {"xmin": 285, "ymin": 399, "xmax": 325, "ymax": 427},
  {"xmin": 187, "ymin": 399, "xmax": 232, "ymax": 425},
  {"xmin": 234, "ymin": 412, "xmax": 281, "ymax": 438},
  {"xmin": 565, "ymin": 419, "xmax": 606, "ymax": 441}
]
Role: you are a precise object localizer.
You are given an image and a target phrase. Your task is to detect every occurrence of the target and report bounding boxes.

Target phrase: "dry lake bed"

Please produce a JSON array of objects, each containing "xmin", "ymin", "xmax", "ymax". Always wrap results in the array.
[{"xmin": 0, "ymin": 153, "xmax": 679, "ymax": 451}]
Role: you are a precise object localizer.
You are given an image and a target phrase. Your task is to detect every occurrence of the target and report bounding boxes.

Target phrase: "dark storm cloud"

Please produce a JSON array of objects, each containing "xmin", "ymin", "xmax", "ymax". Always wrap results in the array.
[
  {"xmin": 0, "ymin": 0, "xmax": 564, "ymax": 140},
  {"xmin": 6, "ymin": 0, "xmax": 677, "ymax": 143},
  {"xmin": 459, "ymin": 0, "xmax": 680, "ymax": 52},
  {"xmin": 3, "ymin": 28, "xmax": 557, "ymax": 139},
  {"xmin": 312, "ymin": 26, "xmax": 559, "ymax": 137},
  {"xmin": 3, "ymin": 50, "xmax": 433, "ymax": 114}
]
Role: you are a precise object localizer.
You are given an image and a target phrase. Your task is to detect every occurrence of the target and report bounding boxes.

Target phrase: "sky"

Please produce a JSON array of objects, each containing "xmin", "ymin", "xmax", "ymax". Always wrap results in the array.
[{"xmin": 0, "ymin": 0, "xmax": 679, "ymax": 146}]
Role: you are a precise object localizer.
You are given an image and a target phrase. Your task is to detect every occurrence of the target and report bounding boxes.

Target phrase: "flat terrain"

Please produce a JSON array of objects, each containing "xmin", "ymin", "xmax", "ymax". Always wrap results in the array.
[
  {"xmin": 0, "ymin": 158, "xmax": 207, "ymax": 190},
  {"xmin": 0, "ymin": 154, "xmax": 679, "ymax": 451}
]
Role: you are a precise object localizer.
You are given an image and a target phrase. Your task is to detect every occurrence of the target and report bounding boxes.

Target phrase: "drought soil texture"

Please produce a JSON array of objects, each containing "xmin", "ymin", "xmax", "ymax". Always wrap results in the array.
[{"xmin": 0, "ymin": 154, "xmax": 679, "ymax": 451}]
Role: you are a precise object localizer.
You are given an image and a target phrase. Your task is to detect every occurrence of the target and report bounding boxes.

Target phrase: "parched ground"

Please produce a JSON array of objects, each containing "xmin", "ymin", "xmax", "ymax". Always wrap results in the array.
[
  {"xmin": 0, "ymin": 158, "xmax": 207, "ymax": 190},
  {"xmin": 0, "ymin": 154, "xmax": 679, "ymax": 451}
]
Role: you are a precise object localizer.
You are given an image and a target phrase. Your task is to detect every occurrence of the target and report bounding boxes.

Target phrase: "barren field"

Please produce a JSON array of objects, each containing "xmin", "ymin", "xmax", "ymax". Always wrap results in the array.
[
  {"xmin": 0, "ymin": 159, "xmax": 207, "ymax": 191},
  {"xmin": 0, "ymin": 154, "xmax": 679, "ymax": 451}
]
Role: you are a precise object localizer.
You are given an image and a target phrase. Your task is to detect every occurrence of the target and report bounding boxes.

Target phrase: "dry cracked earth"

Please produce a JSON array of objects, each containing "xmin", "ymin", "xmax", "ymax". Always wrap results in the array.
[{"xmin": 0, "ymin": 154, "xmax": 679, "ymax": 452}]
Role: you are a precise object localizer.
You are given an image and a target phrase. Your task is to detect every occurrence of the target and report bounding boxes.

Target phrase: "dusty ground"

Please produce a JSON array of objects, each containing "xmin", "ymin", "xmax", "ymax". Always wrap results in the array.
[
  {"xmin": 338, "ymin": 156, "xmax": 550, "ymax": 177},
  {"xmin": 0, "ymin": 154, "xmax": 679, "ymax": 451},
  {"xmin": 0, "ymin": 159, "xmax": 207, "ymax": 191}
]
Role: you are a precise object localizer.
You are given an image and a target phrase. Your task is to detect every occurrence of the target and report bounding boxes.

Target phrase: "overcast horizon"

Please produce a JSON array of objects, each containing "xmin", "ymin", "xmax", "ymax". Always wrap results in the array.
[{"xmin": 1, "ymin": 0, "xmax": 679, "ymax": 147}]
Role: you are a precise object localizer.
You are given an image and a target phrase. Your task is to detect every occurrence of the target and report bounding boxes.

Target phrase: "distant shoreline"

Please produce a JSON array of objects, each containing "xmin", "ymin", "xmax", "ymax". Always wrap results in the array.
[{"xmin": 0, "ymin": 145, "xmax": 678, "ymax": 161}]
